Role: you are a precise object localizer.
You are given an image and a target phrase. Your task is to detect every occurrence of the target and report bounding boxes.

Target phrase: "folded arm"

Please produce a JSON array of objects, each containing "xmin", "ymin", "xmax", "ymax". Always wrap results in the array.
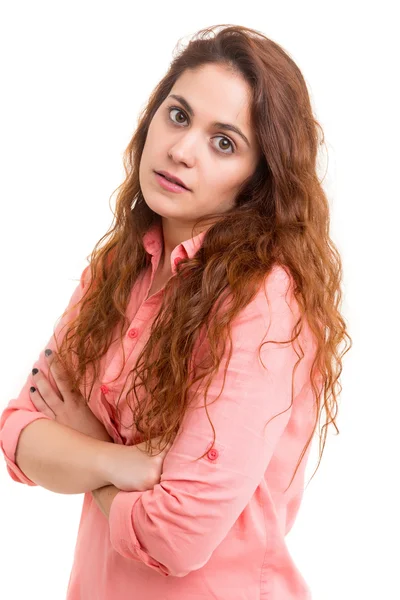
[
  {"xmin": 106, "ymin": 269, "xmax": 317, "ymax": 577},
  {"xmin": 0, "ymin": 265, "xmax": 96, "ymax": 488},
  {"xmin": 14, "ymin": 418, "xmax": 112, "ymax": 494}
]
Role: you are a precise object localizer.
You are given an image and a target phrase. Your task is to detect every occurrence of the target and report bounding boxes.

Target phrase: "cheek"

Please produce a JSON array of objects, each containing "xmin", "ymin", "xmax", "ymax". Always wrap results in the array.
[
  {"xmin": 208, "ymin": 170, "xmax": 242, "ymax": 199},
  {"xmin": 143, "ymin": 118, "xmax": 163, "ymax": 152},
  {"xmin": 195, "ymin": 185, "xmax": 236, "ymax": 214}
]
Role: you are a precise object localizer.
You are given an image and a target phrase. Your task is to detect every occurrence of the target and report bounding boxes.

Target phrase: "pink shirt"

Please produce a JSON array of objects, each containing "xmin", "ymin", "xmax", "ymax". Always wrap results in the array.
[{"xmin": 0, "ymin": 220, "xmax": 317, "ymax": 599}]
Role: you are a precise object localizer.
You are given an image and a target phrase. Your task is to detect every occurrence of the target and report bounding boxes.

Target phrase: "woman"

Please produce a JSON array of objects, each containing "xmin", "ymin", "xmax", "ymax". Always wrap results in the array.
[{"xmin": 0, "ymin": 24, "xmax": 351, "ymax": 599}]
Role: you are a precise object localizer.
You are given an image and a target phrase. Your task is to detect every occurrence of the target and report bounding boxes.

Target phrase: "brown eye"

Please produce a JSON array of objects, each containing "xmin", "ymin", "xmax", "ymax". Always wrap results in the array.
[
  {"xmin": 167, "ymin": 106, "xmax": 236, "ymax": 155},
  {"xmin": 216, "ymin": 137, "xmax": 233, "ymax": 153},
  {"xmin": 173, "ymin": 108, "xmax": 186, "ymax": 124}
]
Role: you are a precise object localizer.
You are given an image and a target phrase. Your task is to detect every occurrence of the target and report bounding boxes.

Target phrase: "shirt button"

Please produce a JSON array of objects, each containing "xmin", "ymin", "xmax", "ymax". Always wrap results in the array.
[
  {"xmin": 128, "ymin": 328, "xmax": 138, "ymax": 338},
  {"xmin": 100, "ymin": 384, "xmax": 109, "ymax": 394},
  {"xmin": 207, "ymin": 448, "xmax": 219, "ymax": 460}
]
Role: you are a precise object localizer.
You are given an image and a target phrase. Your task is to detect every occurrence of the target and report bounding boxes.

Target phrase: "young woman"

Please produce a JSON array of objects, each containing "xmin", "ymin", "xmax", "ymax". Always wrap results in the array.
[{"xmin": 0, "ymin": 24, "xmax": 351, "ymax": 599}]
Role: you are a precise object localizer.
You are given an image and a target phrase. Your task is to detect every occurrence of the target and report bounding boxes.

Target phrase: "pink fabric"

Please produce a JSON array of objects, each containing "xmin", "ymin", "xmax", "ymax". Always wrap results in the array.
[{"xmin": 0, "ymin": 220, "xmax": 318, "ymax": 599}]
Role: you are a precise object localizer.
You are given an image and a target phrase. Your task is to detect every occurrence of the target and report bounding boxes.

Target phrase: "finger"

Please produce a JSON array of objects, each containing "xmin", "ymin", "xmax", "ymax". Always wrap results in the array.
[
  {"xmin": 29, "ymin": 386, "xmax": 56, "ymax": 419},
  {"xmin": 45, "ymin": 351, "xmax": 78, "ymax": 404},
  {"xmin": 31, "ymin": 368, "xmax": 64, "ymax": 414}
]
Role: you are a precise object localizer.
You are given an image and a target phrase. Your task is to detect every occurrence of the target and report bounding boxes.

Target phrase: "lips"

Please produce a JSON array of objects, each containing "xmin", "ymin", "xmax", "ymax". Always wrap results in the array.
[{"xmin": 155, "ymin": 170, "xmax": 189, "ymax": 190}]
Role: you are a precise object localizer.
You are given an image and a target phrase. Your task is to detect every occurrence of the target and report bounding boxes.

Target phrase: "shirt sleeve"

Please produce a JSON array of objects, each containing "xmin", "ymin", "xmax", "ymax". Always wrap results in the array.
[
  {"xmin": 0, "ymin": 264, "xmax": 91, "ymax": 485},
  {"xmin": 108, "ymin": 267, "xmax": 317, "ymax": 577}
]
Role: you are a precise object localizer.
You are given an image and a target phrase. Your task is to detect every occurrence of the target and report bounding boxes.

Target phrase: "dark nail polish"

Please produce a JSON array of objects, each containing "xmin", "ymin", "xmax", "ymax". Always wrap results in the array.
[
  {"xmin": 30, "ymin": 386, "xmax": 36, "ymax": 393},
  {"xmin": 45, "ymin": 349, "xmax": 52, "ymax": 357},
  {"xmin": 32, "ymin": 368, "xmax": 38, "ymax": 375}
]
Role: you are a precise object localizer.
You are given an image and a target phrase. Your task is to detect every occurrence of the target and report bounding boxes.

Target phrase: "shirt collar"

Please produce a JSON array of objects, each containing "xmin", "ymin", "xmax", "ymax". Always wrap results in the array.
[{"xmin": 143, "ymin": 220, "xmax": 207, "ymax": 262}]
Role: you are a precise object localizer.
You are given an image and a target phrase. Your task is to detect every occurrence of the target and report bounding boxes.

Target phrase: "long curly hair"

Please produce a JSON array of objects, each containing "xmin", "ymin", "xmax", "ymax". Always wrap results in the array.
[{"xmin": 54, "ymin": 24, "xmax": 352, "ymax": 493}]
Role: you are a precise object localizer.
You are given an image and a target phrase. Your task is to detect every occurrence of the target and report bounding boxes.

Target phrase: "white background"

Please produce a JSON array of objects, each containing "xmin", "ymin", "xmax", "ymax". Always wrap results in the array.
[{"xmin": 0, "ymin": 1, "xmax": 399, "ymax": 598}]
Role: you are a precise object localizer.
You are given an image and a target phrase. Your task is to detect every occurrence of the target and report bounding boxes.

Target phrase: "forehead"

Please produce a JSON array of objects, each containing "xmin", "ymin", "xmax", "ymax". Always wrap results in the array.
[{"xmin": 168, "ymin": 65, "xmax": 255, "ymax": 140}]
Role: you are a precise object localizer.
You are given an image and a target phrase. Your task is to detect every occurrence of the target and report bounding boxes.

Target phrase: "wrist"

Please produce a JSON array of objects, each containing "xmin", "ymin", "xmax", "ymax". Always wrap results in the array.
[{"xmin": 94, "ymin": 440, "xmax": 117, "ymax": 487}]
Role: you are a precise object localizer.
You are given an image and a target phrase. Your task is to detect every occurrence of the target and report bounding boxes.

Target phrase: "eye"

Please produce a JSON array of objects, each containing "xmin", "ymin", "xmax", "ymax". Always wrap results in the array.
[{"xmin": 167, "ymin": 105, "xmax": 236, "ymax": 155}]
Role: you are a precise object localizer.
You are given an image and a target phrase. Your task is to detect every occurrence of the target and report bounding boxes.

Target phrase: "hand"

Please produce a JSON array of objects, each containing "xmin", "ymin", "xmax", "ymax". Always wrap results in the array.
[
  {"xmin": 102, "ymin": 436, "xmax": 173, "ymax": 492},
  {"xmin": 30, "ymin": 349, "xmax": 114, "ymax": 443}
]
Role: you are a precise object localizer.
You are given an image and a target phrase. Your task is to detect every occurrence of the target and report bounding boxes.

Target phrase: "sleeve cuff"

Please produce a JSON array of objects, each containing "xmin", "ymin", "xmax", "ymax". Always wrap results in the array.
[
  {"xmin": 108, "ymin": 489, "xmax": 170, "ymax": 576},
  {"xmin": 0, "ymin": 410, "xmax": 54, "ymax": 485}
]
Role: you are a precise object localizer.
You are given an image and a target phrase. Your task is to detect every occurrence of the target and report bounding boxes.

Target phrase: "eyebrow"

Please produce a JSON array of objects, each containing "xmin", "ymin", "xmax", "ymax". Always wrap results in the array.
[{"xmin": 168, "ymin": 94, "xmax": 251, "ymax": 148}]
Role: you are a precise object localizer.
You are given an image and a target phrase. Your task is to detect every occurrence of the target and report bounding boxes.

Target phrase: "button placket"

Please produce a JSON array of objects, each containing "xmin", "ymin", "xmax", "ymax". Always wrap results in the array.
[
  {"xmin": 98, "ymin": 385, "xmax": 124, "ymax": 444},
  {"xmin": 207, "ymin": 448, "xmax": 219, "ymax": 460},
  {"xmin": 204, "ymin": 440, "xmax": 225, "ymax": 462}
]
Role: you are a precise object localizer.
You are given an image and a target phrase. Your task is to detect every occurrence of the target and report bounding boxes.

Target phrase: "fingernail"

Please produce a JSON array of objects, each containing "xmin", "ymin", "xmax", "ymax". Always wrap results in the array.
[
  {"xmin": 45, "ymin": 349, "xmax": 52, "ymax": 357},
  {"xmin": 32, "ymin": 368, "xmax": 38, "ymax": 375}
]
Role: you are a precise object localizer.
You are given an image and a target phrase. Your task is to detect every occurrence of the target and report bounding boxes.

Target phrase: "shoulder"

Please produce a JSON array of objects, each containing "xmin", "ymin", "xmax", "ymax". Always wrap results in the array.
[
  {"xmin": 249, "ymin": 264, "xmax": 312, "ymax": 354},
  {"xmin": 263, "ymin": 264, "xmax": 293, "ymax": 297},
  {"xmin": 222, "ymin": 265, "xmax": 296, "ymax": 355},
  {"xmin": 255, "ymin": 264, "xmax": 318, "ymax": 360},
  {"xmin": 254, "ymin": 264, "xmax": 297, "ymax": 320},
  {"xmin": 79, "ymin": 264, "xmax": 94, "ymax": 292}
]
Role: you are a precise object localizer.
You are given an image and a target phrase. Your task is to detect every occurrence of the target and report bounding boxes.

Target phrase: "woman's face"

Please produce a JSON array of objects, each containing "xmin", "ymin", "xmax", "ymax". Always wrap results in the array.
[{"xmin": 139, "ymin": 63, "xmax": 261, "ymax": 229}]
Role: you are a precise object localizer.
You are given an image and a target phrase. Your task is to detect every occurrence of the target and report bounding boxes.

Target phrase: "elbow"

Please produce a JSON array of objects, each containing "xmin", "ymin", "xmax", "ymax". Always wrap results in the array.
[
  {"xmin": 112, "ymin": 541, "xmax": 211, "ymax": 578},
  {"xmin": 171, "ymin": 566, "xmax": 197, "ymax": 578},
  {"xmin": 167, "ymin": 550, "xmax": 213, "ymax": 578}
]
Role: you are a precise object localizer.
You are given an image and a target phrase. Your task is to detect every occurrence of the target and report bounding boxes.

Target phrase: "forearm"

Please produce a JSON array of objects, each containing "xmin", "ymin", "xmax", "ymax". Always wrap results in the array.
[{"xmin": 15, "ymin": 418, "xmax": 111, "ymax": 494}]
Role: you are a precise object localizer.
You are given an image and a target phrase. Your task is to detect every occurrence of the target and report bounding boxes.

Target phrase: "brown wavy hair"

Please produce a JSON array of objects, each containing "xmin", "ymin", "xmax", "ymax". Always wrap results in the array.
[{"xmin": 54, "ymin": 24, "xmax": 352, "ymax": 493}]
